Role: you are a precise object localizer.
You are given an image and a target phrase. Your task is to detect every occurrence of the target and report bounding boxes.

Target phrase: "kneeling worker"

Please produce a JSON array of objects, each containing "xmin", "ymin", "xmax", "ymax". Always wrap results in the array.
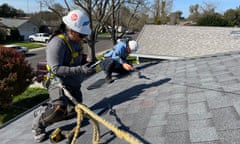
[
  {"xmin": 32, "ymin": 9, "xmax": 94, "ymax": 142},
  {"xmin": 100, "ymin": 39, "xmax": 138, "ymax": 83}
]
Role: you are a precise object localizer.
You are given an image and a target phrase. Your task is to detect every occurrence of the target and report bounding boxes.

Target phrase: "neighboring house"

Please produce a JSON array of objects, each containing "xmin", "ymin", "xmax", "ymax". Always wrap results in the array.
[
  {"xmin": 41, "ymin": 20, "xmax": 61, "ymax": 34},
  {"xmin": 0, "ymin": 18, "xmax": 38, "ymax": 40},
  {"xmin": 0, "ymin": 21, "xmax": 7, "ymax": 28},
  {"xmin": 0, "ymin": 22, "xmax": 8, "ymax": 41}
]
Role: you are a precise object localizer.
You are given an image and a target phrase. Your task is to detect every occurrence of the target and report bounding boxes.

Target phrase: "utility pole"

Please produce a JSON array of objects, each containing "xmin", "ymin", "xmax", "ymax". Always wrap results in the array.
[
  {"xmin": 40, "ymin": 1, "xmax": 43, "ymax": 12},
  {"xmin": 40, "ymin": 1, "xmax": 43, "ymax": 19},
  {"xmin": 27, "ymin": 0, "xmax": 29, "ymax": 13},
  {"xmin": 39, "ymin": 1, "xmax": 43, "ymax": 32}
]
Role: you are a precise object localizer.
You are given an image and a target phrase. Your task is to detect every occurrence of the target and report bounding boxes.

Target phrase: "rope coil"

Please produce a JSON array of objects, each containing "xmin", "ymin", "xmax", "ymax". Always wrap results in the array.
[{"xmin": 59, "ymin": 84, "xmax": 142, "ymax": 144}]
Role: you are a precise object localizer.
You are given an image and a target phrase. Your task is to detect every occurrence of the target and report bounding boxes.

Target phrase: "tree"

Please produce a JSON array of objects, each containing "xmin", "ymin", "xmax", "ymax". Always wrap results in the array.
[
  {"xmin": 0, "ymin": 46, "xmax": 34, "ymax": 107},
  {"xmin": 188, "ymin": 4, "xmax": 200, "ymax": 22},
  {"xmin": 29, "ymin": 11, "xmax": 61, "ymax": 33},
  {"xmin": 73, "ymin": 0, "xmax": 122, "ymax": 61},
  {"xmin": 0, "ymin": 3, "xmax": 25, "ymax": 17},
  {"xmin": 47, "ymin": 3, "xmax": 68, "ymax": 17},
  {"xmin": 224, "ymin": 8, "xmax": 240, "ymax": 26},
  {"xmin": 152, "ymin": 0, "xmax": 160, "ymax": 24},
  {"xmin": 124, "ymin": 0, "xmax": 148, "ymax": 30},
  {"xmin": 74, "ymin": 0, "xmax": 147, "ymax": 56},
  {"xmin": 200, "ymin": 1, "xmax": 217, "ymax": 15},
  {"xmin": 38, "ymin": 0, "xmax": 144, "ymax": 62},
  {"xmin": 39, "ymin": 0, "xmax": 116, "ymax": 62},
  {"xmin": 197, "ymin": 13, "xmax": 230, "ymax": 26},
  {"xmin": 152, "ymin": 0, "xmax": 173, "ymax": 24}
]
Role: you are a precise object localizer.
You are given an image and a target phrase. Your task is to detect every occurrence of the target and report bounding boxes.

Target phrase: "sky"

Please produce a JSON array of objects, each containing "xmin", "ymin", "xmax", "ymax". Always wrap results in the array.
[
  {"xmin": 0, "ymin": 0, "xmax": 240, "ymax": 18},
  {"xmin": 172, "ymin": 0, "xmax": 240, "ymax": 17}
]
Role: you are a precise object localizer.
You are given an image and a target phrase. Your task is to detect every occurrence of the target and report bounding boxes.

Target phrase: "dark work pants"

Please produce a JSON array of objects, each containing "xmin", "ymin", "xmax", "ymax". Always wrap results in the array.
[
  {"xmin": 100, "ymin": 58, "xmax": 129, "ymax": 78},
  {"xmin": 32, "ymin": 83, "xmax": 82, "ymax": 134}
]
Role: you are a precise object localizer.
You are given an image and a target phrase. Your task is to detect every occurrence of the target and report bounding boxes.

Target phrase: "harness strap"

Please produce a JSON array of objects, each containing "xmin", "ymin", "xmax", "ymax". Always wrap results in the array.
[
  {"xmin": 57, "ymin": 34, "xmax": 84, "ymax": 65},
  {"xmin": 45, "ymin": 34, "xmax": 85, "ymax": 80}
]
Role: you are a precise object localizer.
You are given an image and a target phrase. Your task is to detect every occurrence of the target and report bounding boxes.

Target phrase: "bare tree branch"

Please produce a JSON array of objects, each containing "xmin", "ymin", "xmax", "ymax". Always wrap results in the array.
[
  {"xmin": 64, "ymin": 0, "xmax": 71, "ymax": 11},
  {"xmin": 48, "ymin": 6, "xmax": 62, "ymax": 17}
]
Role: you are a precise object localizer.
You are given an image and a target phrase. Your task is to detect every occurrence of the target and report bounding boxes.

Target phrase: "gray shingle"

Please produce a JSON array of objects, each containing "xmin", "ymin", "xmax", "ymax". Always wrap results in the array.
[{"xmin": 189, "ymin": 127, "xmax": 218, "ymax": 142}]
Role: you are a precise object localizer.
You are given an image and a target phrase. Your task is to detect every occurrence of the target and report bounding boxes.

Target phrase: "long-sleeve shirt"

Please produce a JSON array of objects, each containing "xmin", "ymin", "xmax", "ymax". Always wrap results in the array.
[
  {"xmin": 104, "ymin": 41, "xmax": 128, "ymax": 64},
  {"xmin": 46, "ymin": 33, "xmax": 85, "ymax": 88}
]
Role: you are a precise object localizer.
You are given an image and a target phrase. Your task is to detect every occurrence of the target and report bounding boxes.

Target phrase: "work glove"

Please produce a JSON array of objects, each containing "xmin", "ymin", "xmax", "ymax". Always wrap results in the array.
[{"xmin": 80, "ymin": 63, "xmax": 95, "ymax": 75}]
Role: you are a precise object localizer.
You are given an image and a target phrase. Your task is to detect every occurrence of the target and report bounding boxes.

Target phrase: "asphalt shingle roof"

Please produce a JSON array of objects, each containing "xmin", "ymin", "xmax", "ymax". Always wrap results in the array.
[
  {"xmin": 0, "ymin": 18, "xmax": 29, "ymax": 28},
  {"xmin": 1, "ymin": 25, "xmax": 240, "ymax": 144},
  {"xmin": 135, "ymin": 25, "xmax": 240, "ymax": 59}
]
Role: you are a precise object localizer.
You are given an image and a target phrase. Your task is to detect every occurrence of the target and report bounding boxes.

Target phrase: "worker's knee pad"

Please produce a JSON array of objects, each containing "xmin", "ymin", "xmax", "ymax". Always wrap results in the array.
[
  {"xmin": 41, "ymin": 104, "xmax": 67, "ymax": 126},
  {"xmin": 48, "ymin": 86, "xmax": 64, "ymax": 102}
]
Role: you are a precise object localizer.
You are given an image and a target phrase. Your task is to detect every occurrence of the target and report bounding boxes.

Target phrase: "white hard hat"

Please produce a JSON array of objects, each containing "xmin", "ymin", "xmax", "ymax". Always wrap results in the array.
[
  {"xmin": 62, "ymin": 9, "xmax": 91, "ymax": 35},
  {"xmin": 117, "ymin": 39, "xmax": 121, "ymax": 43},
  {"xmin": 128, "ymin": 40, "xmax": 138, "ymax": 52}
]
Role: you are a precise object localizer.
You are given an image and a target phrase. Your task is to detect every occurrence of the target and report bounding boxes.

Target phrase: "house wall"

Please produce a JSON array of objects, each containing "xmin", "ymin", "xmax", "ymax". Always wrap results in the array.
[
  {"xmin": 0, "ymin": 27, "xmax": 7, "ymax": 41},
  {"xmin": 18, "ymin": 22, "xmax": 38, "ymax": 40}
]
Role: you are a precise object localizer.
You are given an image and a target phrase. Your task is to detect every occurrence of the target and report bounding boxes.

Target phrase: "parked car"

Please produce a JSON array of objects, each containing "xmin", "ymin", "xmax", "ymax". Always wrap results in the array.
[
  {"xmin": 29, "ymin": 33, "xmax": 50, "ymax": 43},
  {"xmin": 4, "ymin": 44, "xmax": 28, "ymax": 54},
  {"xmin": 125, "ymin": 29, "xmax": 135, "ymax": 35},
  {"xmin": 117, "ymin": 35, "xmax": 132, "ymax": 42}
]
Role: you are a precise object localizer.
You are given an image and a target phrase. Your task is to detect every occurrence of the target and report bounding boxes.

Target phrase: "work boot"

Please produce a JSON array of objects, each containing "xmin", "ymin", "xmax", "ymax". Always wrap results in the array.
[
  {"xmin": 32, "ymin": 119, "xmax": 47, "ymax": 143},
  {"xmin": 33, "ymin": 129, "xmax": 47, "ymax": 143},
  {"xmin": 32, "ymin": 117, "xmax": 46, "ymax": 142},
  {"xmin": 32, "ymin": 106, "xmax": 47, "ymax": 142},
  {"xmin": 105, "ymin": 76, "xmax": 114, "ymax": 84}
]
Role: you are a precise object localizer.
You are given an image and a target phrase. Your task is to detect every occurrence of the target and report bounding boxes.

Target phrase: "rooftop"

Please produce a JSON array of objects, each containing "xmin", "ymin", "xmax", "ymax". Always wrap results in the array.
[
  {"xmin": 132, "ymin": 25, "xmax": 240, "ymax": 60},
  {"xmin": 1, "ymin": 25, "xmax": 240, "ymax": 144},
  {"xmin": 0, "ymin": 17, "xmax": 29, "ymax": 28}
]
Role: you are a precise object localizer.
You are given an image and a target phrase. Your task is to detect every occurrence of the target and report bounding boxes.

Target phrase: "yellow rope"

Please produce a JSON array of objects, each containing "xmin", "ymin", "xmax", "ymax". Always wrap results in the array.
[
  {"xmin": 71, "ymin": 106, "xmax": 84, "ymax": 144},
  {"xmin": 89, "ymin": 117, "xmax": 100, "ymax": 144},
  {"xmin": 71, "ymin": 104, "xmax": 142, "ymax": 144},
  {"xmin": 59, "ymin": 83, "xmax": 142, "ymax": 144}
]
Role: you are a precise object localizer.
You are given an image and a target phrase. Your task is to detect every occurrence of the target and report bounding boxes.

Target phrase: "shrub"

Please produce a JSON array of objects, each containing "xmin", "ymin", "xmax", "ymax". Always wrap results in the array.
[
  {"xmin": 0, "ymin": 46, "xmax": 35, "ymax": 107},
  {"xmin": 0, "ymin": 28, "xmax": 7, "ymax": 41},
  {"xmin": 10, "ymin": 27, "xmax": 21, "ymax": 40},
  {"xmin": 197, "ymin": 13, "xmax": 231, "ymax": 27}
]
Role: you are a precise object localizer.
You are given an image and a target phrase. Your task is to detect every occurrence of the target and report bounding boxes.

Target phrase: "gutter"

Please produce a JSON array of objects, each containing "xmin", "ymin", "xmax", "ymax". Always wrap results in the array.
[{"xmin": 130, "ymin": 53, "xmax": 184, "ymax": 64}]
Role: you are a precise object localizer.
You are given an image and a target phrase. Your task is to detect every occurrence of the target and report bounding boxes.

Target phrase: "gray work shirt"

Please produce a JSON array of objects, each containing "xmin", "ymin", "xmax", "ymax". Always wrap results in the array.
[{"xmin": 46, "ymin": 34, "xmax": 84, "ymax": 88}]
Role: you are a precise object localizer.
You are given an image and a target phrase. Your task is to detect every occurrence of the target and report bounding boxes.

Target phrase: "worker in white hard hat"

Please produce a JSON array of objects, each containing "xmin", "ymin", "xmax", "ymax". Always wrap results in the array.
[
  {"xmin": 32, "ymin": 9, "xmax": 94, "ymax": 142},
  {"xmin": 100, "ymin": 39, "xmax": 139, "ymax": 83}
]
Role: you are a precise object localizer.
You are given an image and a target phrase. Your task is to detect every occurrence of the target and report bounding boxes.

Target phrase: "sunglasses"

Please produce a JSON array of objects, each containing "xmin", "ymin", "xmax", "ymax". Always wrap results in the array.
[{"xmin": 78, "ymin": 33, "xmax": 88, "ymax": 38}]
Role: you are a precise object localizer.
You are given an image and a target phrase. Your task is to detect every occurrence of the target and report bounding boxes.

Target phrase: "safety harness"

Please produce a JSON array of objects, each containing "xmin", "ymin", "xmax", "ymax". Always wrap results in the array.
[
  {"xmin": 57, "ymin": 34, "xmax": 85, "ymax": 65},
  {"xmin": 43, "ymin": 34, "xmax": 85, "ymax": 87}
]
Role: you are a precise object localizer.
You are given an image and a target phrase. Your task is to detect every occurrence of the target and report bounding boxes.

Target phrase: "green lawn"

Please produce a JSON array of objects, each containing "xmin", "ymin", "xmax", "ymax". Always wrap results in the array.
[
  {"xmin": 98, "ymin": 32, "xmax": 111, "ymax": 37},
  {"xmin": 0, "ymin": 88, "xmax": 48, "ymax": 126},
  {"xmin": 98, "ymin": 32, "xmax": 123, "ymax": 38},
  {"xmin": 2, "ymin": 41, "xmax": 45, "ymax": 49}
]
